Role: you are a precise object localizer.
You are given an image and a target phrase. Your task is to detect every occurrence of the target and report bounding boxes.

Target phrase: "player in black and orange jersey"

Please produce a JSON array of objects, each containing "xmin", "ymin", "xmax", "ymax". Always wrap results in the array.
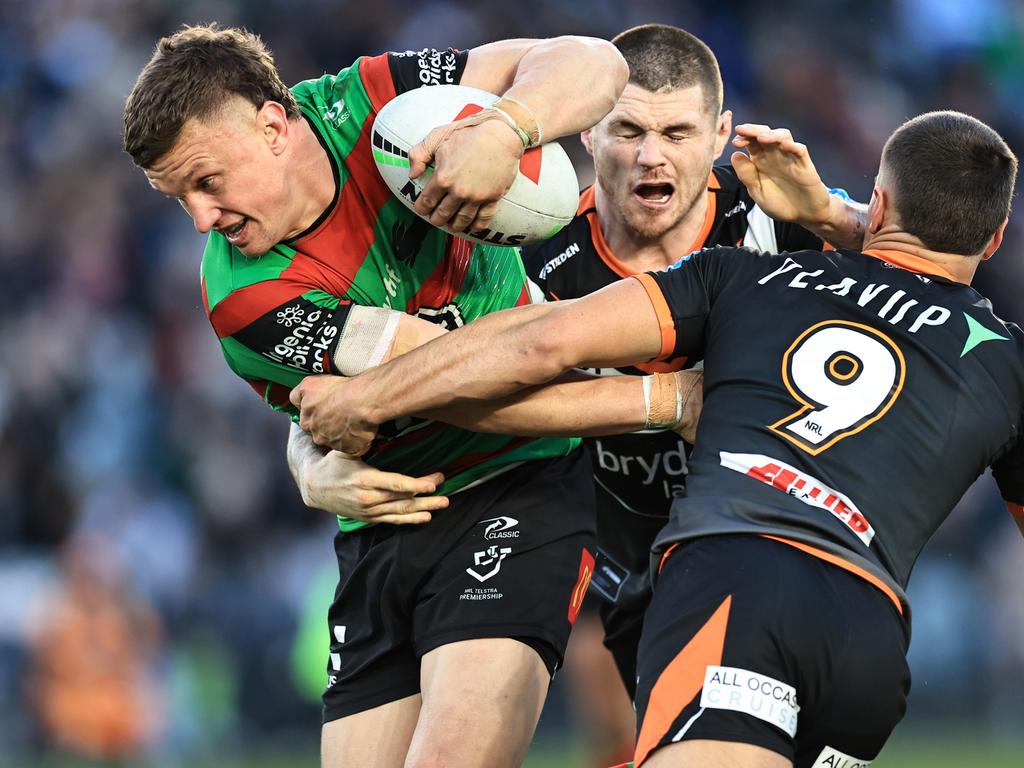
[
  {"xmin": 291, "ymin": 110, "xmax": 1020, "ymax": 767},
  {"xmin": 522, "ymin": 27, "xmax": 864, "ymax": 724}
]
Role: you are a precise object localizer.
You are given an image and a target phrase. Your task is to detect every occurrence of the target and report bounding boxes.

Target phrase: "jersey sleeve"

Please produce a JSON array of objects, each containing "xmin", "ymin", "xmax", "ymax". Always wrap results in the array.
[
  {"xmin": 208, "ymin": 285, "xmax": 353, "ymax": 414},
  {"xmin": 358, "ymin": 48, "xmax": 469, "ymax": 112},
  {"xmin": 773, "ymin": 219, "xmax": 824, "ymax": 253},
  {"xmin": 992, "ymin": 429, "xmax": 1024, "ymax": 532},
  {"xmin": 631, "ymin": 247, "xmax": 735, "ymax": 362}
]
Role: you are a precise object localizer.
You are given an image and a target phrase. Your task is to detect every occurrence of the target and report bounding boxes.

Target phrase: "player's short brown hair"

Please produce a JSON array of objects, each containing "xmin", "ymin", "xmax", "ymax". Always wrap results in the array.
[
  {"xmin": 881, "ymin": 111, "xmax": 1017, "ymax": 256},
  {"xmin": 611, "ymin": 24, "xmax": 723, "ymax": 119},
  {"xmin": 123, "ymin": 24, "xmax": 300, "ymax": 169}
]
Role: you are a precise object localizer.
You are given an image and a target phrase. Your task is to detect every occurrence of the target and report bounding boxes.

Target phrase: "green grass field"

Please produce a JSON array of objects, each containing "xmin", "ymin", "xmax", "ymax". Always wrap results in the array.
[{"xmin": 15, "ymin": 731, "xmax": 1024, "ymax": 767}]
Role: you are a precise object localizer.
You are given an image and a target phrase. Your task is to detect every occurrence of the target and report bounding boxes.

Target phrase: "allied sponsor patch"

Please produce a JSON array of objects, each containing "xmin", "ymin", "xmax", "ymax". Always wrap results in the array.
[{"xmin": 720, "ymin": 451, "xmax": 875, "ymax": 546}]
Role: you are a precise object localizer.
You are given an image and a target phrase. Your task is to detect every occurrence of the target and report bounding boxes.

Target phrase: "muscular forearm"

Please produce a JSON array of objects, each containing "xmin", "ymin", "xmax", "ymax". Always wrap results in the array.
[
  {"xmin": 501, "ymin": 37, "xmax": 628, "ymax": 141},
  {"xmin": 423, "ymin": 369, "xmax": 704, "ymax": 444},
  {"xmin": 424, "ymin": 371, "xmax": 642, "ymax": 436},
  {"xmin": 358, "ymin": 279, "xmax": 662, "ymax": 426},
  {"xmin": 362, "ymin": 302, "xmax": 568, "ymax": 424},
  {"xmin": 804, "ymin": 193, "xmax": 869, "ymax": 251}
]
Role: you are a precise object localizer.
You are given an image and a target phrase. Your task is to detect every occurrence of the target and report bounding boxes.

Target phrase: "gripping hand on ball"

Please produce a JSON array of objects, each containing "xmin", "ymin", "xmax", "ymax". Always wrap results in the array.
[
  {"xmin": 290, "ymin": 375, "xmax": 379, "ymax": 456},
  {"xmin": 409, "ymin": 113, "xmax": 524, "ymax": 234}
]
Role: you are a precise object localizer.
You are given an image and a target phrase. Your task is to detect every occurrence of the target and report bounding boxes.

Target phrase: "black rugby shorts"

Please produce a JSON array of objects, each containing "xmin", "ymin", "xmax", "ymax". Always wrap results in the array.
[
  {"xmin": 634, "ymin": 535, "xmax": 910, "ymax": 767},
  {"xmin": 321, "ymin": 449, "xmax": 596, "ymax": 722}
]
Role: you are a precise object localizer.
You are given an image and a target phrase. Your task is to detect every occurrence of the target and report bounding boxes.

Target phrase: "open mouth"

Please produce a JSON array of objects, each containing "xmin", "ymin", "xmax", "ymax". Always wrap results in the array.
[
  {"xmin": 634, "ymin": 183, "xmax": 675, "ymax": 207},
  {"xmin": 221, "ymin": 217, "xmax": 249, "ymax": 245}
]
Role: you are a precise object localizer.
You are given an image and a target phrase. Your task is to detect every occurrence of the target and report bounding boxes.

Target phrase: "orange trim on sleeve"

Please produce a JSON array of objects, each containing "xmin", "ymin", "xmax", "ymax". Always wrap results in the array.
[
  {"xmin": 632, "ymin": 273, "xmax": 676, "ymax": 361},
  {"xmin": 657, "ymin": 542, "xmax": 680, "ymax": 573},
  {"xmin": 358, "ymin": 54, "xmax": 398, "ymax": 113},
  {"xmin": 761, "ymin": 535, "xmax": 904, "ymax": 617},
  {"xmin": 634, "ymin": 595, "xmax": 732, "ymax": 767}
]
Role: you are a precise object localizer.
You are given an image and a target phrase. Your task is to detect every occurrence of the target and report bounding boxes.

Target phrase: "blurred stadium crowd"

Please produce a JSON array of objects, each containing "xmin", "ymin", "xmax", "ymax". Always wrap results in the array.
[{"xmin": 1, "ymin": 0, "xmax": 1022, "ymax": 763}]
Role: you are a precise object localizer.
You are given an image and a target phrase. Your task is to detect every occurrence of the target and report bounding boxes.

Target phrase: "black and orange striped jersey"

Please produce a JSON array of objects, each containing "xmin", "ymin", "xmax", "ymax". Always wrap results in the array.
[
  {"xmin": 636, "ymin": 245, "xmax": 1024, "ymax": 620},
  {"xmin": 521, "ymin": 166, "xmax": 823, "ymax": 518}
]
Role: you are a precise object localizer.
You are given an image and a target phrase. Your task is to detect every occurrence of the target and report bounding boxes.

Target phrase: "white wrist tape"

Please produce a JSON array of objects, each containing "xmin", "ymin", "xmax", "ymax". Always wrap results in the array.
[
  {"xmin": 485, "ymin": 106, "xmax": 532, "ymax": 148},
  {"xmin": 642, "ymin": 373, "xmax": 684, "ymax": 430},
  {"xmin": 332, "ymin": 305, "xmax": 402, "ymax": 376}
]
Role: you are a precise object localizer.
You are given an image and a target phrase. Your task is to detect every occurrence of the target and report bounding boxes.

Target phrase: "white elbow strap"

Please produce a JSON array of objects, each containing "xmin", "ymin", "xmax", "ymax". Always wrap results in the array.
[
  {"xmin": 642, "ymin": 373, "xmax": 683, "ymax": 429},
  {"xmin": 332, "ymin": 305, "xmax": 402, "ymax": 376}
]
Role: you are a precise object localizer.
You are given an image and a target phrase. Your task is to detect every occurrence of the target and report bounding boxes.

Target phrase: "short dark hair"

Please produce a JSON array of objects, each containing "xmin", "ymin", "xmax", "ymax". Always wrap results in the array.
[
  {"xmin": 611, "ymin": 24, "xmax": 723, "ymax": 118},
  {"xmin": 123, "ymin": 24, "xmax": 300, "ymax": 169},
  {"xmin": 882, "ymin": 111, "xmax": 1017, "ymax": 256}
]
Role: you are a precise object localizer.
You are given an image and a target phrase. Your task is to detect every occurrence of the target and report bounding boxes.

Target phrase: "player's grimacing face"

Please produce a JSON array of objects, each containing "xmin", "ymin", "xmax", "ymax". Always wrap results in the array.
[
  {"xmin": 144, "ymin": 99, "xmax": 293, "ymax": 257},
  {"xmin": 587, "ymin": 83, "xmax": 729, "ymax": 239}
]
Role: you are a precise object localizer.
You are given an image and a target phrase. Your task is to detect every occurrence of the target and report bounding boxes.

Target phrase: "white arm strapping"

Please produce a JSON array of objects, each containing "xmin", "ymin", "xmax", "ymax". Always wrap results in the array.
[{"xmin": 331, "ymin": 305, "xmax": 402, "ymax": 376}]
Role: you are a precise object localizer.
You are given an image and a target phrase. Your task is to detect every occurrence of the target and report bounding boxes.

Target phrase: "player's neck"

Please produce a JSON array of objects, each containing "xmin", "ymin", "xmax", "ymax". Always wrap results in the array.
[
  {"xmin": 595, "ymin": 185, "xmax": 711, "ymax": 273},
  {"xmin": 284, "ymin": 118, "xmax": 338, "ymax": 238},
  {"xmin": 862, "ymin": 228, "xmax": 978, "ymax": 285}
]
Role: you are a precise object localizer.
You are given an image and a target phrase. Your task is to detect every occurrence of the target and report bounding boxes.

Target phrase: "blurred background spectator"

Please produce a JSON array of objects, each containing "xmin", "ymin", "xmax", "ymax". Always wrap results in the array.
[{"xmin": 0, "ymin": 1, "xmax": 1021, "ymax": 765}]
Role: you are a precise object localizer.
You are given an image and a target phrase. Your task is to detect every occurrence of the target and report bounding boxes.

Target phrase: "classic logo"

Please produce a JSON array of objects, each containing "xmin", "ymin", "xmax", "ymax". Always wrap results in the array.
[
  {"xmin": 322, "ymin": 99, "xmax": 350, "ymax": 128},
  {"xmin": 466, "ymin": 545, "xmax": 512, "ymax": 582},
  {"xmin": 480, "ymin": 516, "xmax": 520, "ymax": 540}
]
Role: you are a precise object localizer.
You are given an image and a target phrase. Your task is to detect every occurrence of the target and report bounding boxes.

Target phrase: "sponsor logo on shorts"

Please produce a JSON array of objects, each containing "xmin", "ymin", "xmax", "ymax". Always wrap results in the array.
[
  {"xmin": 480, "ymin": 516, "xmax": 520, "ymax": 540},
  {"xmin": 466, "ymin": 545, "xmax": 512, "ymax": 582},
  {"xmin": 720, "ymin": 451, "xmax": 875, "ymax": 546},
  {"xmin": 811, "ymin": 746, "xmax": 872, "ymax": 767},
  {"xmin": 700, "ymin": 665, "xmax": 799, "ymax": 738}
]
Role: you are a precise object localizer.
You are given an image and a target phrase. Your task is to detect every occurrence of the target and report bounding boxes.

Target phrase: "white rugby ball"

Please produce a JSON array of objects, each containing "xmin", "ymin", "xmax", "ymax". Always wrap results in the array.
[{"xmin": 372, "ymin": 84, "xmax": 579, "ymax": 246}]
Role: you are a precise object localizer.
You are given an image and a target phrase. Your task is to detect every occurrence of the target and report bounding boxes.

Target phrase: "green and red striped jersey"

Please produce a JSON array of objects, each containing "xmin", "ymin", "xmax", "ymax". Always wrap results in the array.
[{"xmin": 200, "ymin": 49, "xmax": 579, "ymax": 530}]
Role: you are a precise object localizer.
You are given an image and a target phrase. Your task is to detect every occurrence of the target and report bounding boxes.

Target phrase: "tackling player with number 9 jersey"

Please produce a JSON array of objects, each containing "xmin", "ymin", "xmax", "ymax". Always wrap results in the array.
[{"xmin": 297, "ymin": 110, "xmax": 1020, "ymax": 768}]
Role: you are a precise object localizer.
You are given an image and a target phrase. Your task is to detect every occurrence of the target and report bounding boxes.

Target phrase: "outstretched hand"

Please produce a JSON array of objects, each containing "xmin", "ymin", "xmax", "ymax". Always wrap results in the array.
[
  {"xmin": 730, "ymin": 124, "xmax": 831, "ymax": 227},
  {"xmin": 408, "ymin": 112, "xmax": 524, "ymax": 234},
  {"xmin": 298, "ymin": 451, "xmax": 448, "ymax": 525}
]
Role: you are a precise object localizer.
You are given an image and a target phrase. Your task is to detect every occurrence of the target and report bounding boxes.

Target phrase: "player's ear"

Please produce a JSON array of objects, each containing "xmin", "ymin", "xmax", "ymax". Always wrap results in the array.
[
  {"xmin": 581, "ymin": 129, "xmax": 594, "ymax": 157},
  {"xmin": 867, "ymin": 186, "xmax": 887, "ymax": 234},
  {"xmin": 713, "ymin": 110, "xmax": 733, "ymax": 158},
  {"xmin": 980, "ymin": 218, "xmax": 1008, "ymax": 261},
  {"xmin": 259, "ymin": 101, "xmax": 290, "ymax": 156}
]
